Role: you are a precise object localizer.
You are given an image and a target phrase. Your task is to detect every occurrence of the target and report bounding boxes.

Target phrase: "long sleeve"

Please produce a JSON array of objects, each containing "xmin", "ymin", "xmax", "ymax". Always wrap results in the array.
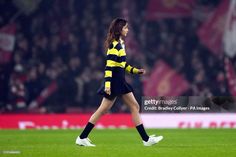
[
  {"xmin": 104, "ymin": 45, "xmax": 119, "ymax": 88},
  {"xmin": 124, "ymin": 63, "xmax": 139, "ymax": 74}
]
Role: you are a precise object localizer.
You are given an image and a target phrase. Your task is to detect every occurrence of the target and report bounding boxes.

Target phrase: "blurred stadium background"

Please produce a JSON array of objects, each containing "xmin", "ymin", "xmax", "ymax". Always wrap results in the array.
[{"xmin": 0, "ymin": 0, "xmax": 236, "ymax": 130}]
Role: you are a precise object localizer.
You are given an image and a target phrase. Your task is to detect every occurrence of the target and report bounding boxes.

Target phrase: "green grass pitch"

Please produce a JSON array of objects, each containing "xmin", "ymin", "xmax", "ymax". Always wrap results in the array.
[{"xmin": 0, "ymin": 129, "xmax": 236, "ymax": 157}]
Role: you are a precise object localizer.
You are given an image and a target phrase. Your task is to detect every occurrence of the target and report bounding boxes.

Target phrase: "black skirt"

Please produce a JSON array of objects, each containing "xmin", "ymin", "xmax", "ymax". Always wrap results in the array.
[{"xmin": 97, "ymin": 68, "xmax": 133, "ymax": 100}]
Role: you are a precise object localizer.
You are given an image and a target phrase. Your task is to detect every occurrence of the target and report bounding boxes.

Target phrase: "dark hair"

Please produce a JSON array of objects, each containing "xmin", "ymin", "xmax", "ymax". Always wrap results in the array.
[{"xmin": 104, "ymin": 18, "xmax": 127, "ymax": 50}]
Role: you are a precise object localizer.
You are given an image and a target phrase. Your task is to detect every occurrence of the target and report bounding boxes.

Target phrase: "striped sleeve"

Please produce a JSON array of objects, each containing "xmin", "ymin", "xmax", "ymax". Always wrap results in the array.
[
  {"xmin": 104, "ymin": 47, "xmax": 119, "ymax": 88},
  {"xmin": 125, "ymin": 63, "xmax": 139, "ymax": 74}
]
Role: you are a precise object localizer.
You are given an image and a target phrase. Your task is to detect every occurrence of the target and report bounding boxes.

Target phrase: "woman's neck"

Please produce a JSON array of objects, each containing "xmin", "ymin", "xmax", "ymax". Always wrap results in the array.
[{"xmin": 119, "ymin": 37, "xmax": 124, "ymax": 44}]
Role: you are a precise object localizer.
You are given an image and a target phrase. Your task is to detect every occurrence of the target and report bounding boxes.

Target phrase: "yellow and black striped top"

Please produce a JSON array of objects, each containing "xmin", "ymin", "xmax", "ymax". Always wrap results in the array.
[{"xmin": 104, "ymin": 40, "xmax": 139, "ymax": 88}]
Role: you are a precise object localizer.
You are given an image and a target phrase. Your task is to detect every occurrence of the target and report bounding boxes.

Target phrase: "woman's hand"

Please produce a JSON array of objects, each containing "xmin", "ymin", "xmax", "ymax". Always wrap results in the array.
[
  {"xmin": 138, "ymin": 69, "xmax": 146, "ymax": 75},
  {"xmin": 104, "ymin": 87, "xmax": 111, "ymax": 95}
]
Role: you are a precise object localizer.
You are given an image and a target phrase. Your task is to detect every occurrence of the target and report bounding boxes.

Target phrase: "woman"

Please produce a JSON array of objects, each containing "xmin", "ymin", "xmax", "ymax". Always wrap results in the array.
[{"xmin": 75, "ymin": 18, "xmax": 163, "ymax": 146}]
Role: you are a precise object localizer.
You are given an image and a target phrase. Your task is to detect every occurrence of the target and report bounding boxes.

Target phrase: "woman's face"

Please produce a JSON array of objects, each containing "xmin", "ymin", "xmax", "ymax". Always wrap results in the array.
[{"xmin": 121, "ymin": 23, "xmax": 129, "ymax": 37}]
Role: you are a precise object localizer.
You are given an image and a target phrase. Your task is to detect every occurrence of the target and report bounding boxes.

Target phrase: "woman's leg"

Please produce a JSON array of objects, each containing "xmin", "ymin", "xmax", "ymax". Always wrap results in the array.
[
  {"xmin": 121, "ymin": 92, "xmax": 142, "ymax": 125},
  {"xmin": 121, "ymin": 92, "xmax": 164, "ymax": 145},
  {"xmin": 79, "ymin": 97, "xmax": 116, "ymax": 139},
  {"xmin": 89, "ymin": 97, "xmax": 117, "ymax": 124},
  {"xmin": 121, "ymin": 92, "xmax": 149, "ymax": 141}
]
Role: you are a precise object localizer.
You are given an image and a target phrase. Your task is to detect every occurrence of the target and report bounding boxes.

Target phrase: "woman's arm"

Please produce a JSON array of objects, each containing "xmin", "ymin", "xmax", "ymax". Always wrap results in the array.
[
  {"xmin": 104, "ymin": 46, "xmax": 120, "ymax": 93},
  {"xmin": 124, "ymin": 63, "xmax": 146, "ymax": 74}
]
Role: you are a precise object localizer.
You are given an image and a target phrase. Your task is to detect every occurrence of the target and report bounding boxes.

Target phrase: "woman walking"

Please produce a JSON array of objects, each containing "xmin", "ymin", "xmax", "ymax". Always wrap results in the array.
[{"xmin": 75, "ymin": 18, "xmax": 163, "ymax": 146}]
